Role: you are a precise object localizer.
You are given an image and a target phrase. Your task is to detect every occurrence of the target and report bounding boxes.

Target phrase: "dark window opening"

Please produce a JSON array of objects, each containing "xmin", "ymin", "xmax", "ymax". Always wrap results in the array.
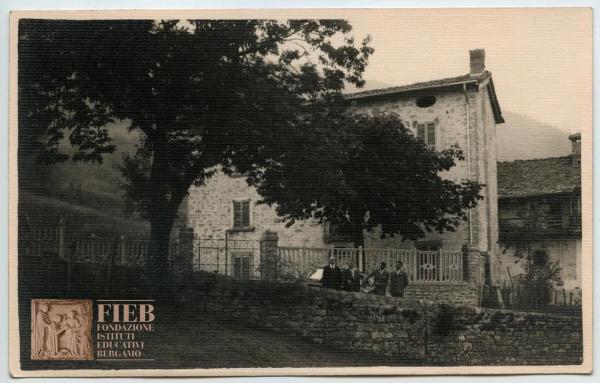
[
  {"xmin": 532, "ymin": 250, "xmax": 548, "ymax": 267},
  {"xmin": 324, "ymin": 222, "xmax": 353, "ymax": 243},
  {"xmin": 233, "ymin": 200, "xmax": 250, "ymax": 228},
  {"xmin": 416, "ymin": 95, "xmax": 437, "ymax": 108},
  {"xmin": 233, "ymin": 253, "xmax": 253, "ymax": 280},
  {"xmin": 416, "ymin": 122, "xmax": 436, "ymax": 151}
]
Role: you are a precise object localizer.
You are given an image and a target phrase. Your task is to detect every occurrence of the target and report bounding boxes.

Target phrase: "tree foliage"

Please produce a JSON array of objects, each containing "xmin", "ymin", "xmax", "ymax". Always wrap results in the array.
[
  {"xmin": 18, "ymin": 19, "xmax": 373, "ymax": 281},
  {"xmin": 249, "ymin": 112, "xmax": 483, "ymax": 246},
  {"xmin": 19, "ymin": 18, "xmax": 484, "ymax": 284}
]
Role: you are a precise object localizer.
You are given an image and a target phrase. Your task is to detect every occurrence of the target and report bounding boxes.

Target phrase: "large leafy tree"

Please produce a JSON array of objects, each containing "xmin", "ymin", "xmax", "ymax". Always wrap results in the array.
[
  {"xmin": 250, "ymin": 111, "xmax": 483, "ymax": 247},
  {"xmin": 18, "ymin": 19, "xmax": 373, "ymax": 282}
]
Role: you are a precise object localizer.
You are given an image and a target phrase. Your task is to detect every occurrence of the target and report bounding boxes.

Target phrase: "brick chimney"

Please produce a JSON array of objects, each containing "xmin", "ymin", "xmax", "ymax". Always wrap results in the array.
[
  {"xmin": 569, "ymin": 133, "xmax": 581, "ymax": 165},
  {"xmin": 469, "ymin": 49, "xmax": 485, "ymax": 76}
]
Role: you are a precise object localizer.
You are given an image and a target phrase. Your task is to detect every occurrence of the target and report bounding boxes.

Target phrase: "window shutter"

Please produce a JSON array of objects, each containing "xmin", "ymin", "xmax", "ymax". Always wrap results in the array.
[
  {"xmin": 233, "ymin": 200, "xmax": 250, "ymax": 228},
  {"xmin": 241, "ymin": 201, "xmax": 250, "ymax": 227},
  {"xmin": 234, "ymin": 256, "xmax": 242, "ymax": 279},
  {"xmin": 242, "ymin": 256, "xmax": 251, "ymax": 280},
  {"xmin": 427, "ymin": 122, "xmax": 436, "ymax": 150},
  {"xmin": 417, "ymin": 125, "xmax": 425, "ymax": 141},
  {"xmin": 233, "ymin": 202, "xmax": 242, "ymax": 228},
  {"xmin": 233, "ymin": 255, "xmax": 252, "ymax": 280}
]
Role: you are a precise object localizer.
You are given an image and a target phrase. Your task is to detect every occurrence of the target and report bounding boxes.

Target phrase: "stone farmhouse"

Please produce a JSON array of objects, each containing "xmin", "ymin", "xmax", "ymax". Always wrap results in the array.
[
  {"xmin": 186, "ymin": 49, "xmax": 504, "ymax": 287},
  {"xmin": 497, "ymin": 133, "xmax": 582, "ymax": 298}
]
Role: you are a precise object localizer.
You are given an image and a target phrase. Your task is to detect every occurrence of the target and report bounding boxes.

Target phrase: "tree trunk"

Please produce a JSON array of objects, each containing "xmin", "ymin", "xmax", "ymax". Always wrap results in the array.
[
  {"xmin": 349, "ymin": 209, "xmax": 365, "ymax": 249},
  {"xmin": 145, "ymin": 213, "xmax": 176, "ymax": 289},
  {"xmin": 351, "ymin": 224, "xmax": 365, "ymax": 249},
  {"xmin": 143, "ymin": 138, "xmax": 183, "ymax": 291}
]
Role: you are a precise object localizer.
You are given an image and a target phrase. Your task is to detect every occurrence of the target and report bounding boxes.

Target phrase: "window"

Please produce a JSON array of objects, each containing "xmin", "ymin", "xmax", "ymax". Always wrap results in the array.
[
  {"xmin": 324, "ymin": 222, "xmax": 353, "ymax": 243},
  {"xmin": 416, "ymin": 95, "xmax": 437, "ymax": 108},
  {"xmin": 233, "ymin": 200, "xmax": 251, "ymax": 229},
  {"xmin": 416, "ymin": 122, "xmax": 436, "ymax": 151},
  {"xmin": 233, "ymin": 254, "xmax": 253, "ymax": 280},
  {"xmin": 533, "ymin": 250, "xmax": 548, "ymax": 267}
]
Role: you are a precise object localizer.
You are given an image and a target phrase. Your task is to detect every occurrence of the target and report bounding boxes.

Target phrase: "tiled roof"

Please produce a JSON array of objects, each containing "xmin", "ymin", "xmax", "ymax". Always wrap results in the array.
[
  {"xmin": 345, "ymin": 71, "xmax": 504, "ymax": 124},
  {"xmin": 497, "ymin": 156, "xmax": 581, "ymax": 198},
  {"xmin": 346, "ymin": 73, "xmax": 482, "ymax": 99}
]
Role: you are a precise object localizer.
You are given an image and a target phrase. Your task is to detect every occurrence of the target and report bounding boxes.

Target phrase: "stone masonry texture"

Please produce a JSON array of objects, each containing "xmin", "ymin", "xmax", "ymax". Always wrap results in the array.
[
  {"xmin": 187, "ymin": 84, "xmax": 501, "ymax": 279},
  {"xmin": 186, "ymin": 272, "xmax": 583, "ymax": 366}
]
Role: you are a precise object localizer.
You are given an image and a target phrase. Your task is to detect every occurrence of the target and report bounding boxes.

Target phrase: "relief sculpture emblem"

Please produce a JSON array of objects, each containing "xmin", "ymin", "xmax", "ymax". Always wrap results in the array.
[{"xmin": 31, "ymin": 299, "xmax": 93, "ymax": 360}]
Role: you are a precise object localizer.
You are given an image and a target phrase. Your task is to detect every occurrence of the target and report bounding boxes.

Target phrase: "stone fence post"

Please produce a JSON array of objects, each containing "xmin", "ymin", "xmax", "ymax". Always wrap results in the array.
[
  {"xmin": 464, "ymin": 245, "xmax": 483, "ymax": 287},
  {"xmin": 260, "ymin": 231, "xmax": 279, "ymax": 281}
]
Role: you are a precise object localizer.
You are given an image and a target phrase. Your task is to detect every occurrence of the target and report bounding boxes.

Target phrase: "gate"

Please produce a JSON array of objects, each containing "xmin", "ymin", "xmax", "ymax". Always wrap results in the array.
[{"xmin": 194, "ymin": 237, "xmax": 260, "ymax": 279}]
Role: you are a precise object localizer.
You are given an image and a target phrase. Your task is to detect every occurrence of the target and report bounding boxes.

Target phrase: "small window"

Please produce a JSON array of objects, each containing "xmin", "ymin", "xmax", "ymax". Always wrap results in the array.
[
  {"xmin": 416, "ymin": 122, "xmax": 436, "ymax": 151},
  {"xmin": 324, "ymin": 222, "xmax": 352, "ymax": 243},
  {"xmin": 233, "ymin": 200, "xmax": 251, "ymax": 228},
  {"xmin": 416, "ymin": 95, "xmax": 437, "ymax": 108},
  {"xmin": 233, "ymin": 253, "xmax": 253, "ymax": 280},
  {"xmin": 533, "ymin": 250, "xmax": 548, "ymax": 267}
]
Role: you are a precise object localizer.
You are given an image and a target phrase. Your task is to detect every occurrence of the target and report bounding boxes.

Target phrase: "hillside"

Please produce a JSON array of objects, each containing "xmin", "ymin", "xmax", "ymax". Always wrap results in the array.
[
  {"xmin": 496, "ymin": 111, "xmax": 572, "ymax": 161},
  {"xmin": 19, "ymin": 122, "xmax": 150, "ymax": 238}
]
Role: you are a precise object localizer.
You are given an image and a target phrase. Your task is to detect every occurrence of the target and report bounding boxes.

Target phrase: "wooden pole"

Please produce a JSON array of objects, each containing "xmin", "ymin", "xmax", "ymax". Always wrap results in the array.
[
  {"xmin": 506, "ymin": 266, "xmax": 514, "ymax": 288},
  {"xmin": 58, "ymin": 219, "xmax": 65, "ymax": 260},
  {"xmin": 225, "ymin": 230, "xmax": 229, "ymax": 276},
  {"xmin": 358, "ymin": 246, "xmax": 363, "ymax": 273}
]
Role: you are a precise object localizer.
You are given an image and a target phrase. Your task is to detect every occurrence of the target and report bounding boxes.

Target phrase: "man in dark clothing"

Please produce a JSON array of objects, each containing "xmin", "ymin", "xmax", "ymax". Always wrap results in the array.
[
  {"xmin": 390, "ymin": 261, "xmax": 409, "ymax": 297},
  {"xmin": 343, "ymin": 262, "xmax": 362, "ymax": 292},
  {"xmin": 367, "ymin": 262, "xmax": 389, "ymax": 295},
  {"xmin": 321, "ymin": 257, "xmax": 342, "ymax": 289}
]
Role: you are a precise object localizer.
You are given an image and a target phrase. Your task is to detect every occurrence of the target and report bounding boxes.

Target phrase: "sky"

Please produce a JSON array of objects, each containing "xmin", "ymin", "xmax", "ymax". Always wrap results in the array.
[{"xmin": 343, "ymin": 8, "xmax": 592, "ymax": 133}]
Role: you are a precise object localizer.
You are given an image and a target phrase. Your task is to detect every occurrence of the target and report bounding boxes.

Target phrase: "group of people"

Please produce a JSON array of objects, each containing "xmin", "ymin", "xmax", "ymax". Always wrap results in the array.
[{"xmin": 320, "ymin": 257, "xmax": 409, "ymax": 297}]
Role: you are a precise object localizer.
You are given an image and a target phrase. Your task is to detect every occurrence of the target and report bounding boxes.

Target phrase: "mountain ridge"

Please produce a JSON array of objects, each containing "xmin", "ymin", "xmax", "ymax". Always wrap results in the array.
[{"xmin": 497, "ymin": 111, "xmax": 573, "ymax": 162}]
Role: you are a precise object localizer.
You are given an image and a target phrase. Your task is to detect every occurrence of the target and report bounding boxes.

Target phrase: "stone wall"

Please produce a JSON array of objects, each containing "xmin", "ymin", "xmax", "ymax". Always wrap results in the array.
[
  {"xmin": 187, "ymin": 172, "xmax": 331, "ymax": 248},
  {"xmin": 352, "ymin": 86, "xmax": 498, "ymax": 255},
  {"xmin": 349, "ymin": 89, "xmax": 473, "ymax": 251},
  {"xmin": 187, "ymin": 273, "xmax": 583, "ymax": 366},
  {"xmin": 187, "ymin": 86, "xmax": 499, "ymax": 252},
  {"xmin": 403, "ymin": 283, "xmax": 479, "ymax": 307}
]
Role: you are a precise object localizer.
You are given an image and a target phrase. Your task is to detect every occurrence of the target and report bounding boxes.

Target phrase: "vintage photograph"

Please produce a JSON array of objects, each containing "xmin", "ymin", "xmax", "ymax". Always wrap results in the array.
[{"xmin": 9, "ymin": 8, "xmax": 592, "ymax": 376}]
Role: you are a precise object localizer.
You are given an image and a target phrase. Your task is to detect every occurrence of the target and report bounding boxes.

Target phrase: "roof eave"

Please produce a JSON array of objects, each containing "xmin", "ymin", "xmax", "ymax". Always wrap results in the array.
[
  {"xmin": 345, "ymin": 78, "xmax": 479, "ymax": 101},
  {"xmin": 498, "ymin": 189, "xmax": 580, "ymax": 200},
  {"xmin": 345, "ymin": 72, "xmax": 505, "ymax": 125},
  {"xmin": 486, "ymin": 76, "xmax": 505, "ymax": 124}
]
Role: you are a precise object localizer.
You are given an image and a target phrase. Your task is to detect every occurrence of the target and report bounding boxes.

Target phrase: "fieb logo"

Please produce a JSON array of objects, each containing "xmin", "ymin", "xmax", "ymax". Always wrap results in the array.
[{"xmin": 97, "ymin": 303, "xmax": 155, "ymax": 323}]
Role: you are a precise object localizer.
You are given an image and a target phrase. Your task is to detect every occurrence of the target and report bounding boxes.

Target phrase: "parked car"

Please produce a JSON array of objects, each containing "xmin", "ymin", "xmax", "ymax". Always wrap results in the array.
[
  {"xmin": 305, "ymin": 267, "xmax": 376, "ymax": 293},
  {"xmin": 306, "ymin": 268, "xmax": 323, "ymax": 287}
]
